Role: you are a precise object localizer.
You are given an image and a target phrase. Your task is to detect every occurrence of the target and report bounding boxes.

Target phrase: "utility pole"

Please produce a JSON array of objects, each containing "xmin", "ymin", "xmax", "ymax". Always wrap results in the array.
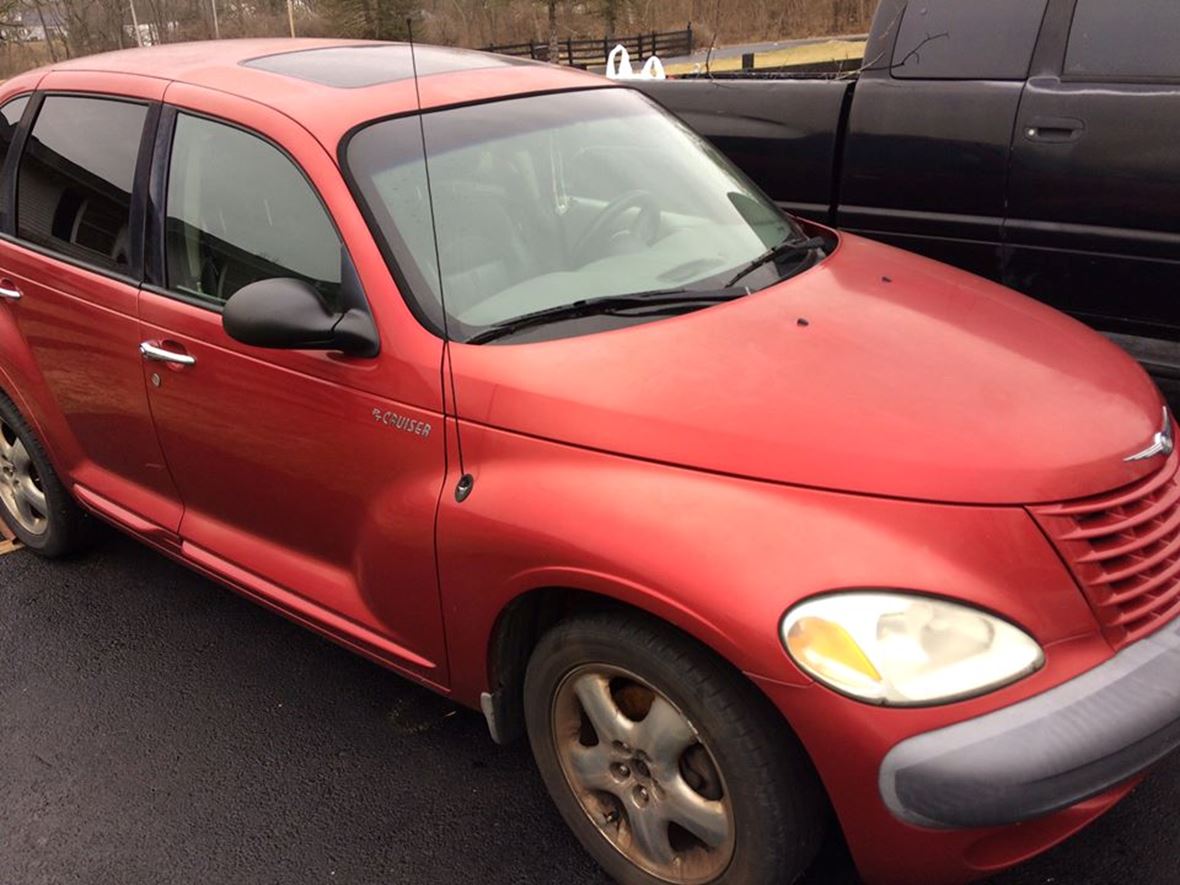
[
  {"xmin": 128, "ymin": 0, "xmax": 144, "ymax": 47},
  {"xmin": 287, "ymin": 0, "xmax": 296, "ymax": 38},
  {"xmin": 210, "ymin": 0, "xmax": 220, "ymax": 39}
]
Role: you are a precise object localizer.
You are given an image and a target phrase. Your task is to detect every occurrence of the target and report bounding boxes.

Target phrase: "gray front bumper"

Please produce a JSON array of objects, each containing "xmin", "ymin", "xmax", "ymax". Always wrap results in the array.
[{"xmin": 880, "ymin": 617, "xmax": 1180, "ymax": 829}]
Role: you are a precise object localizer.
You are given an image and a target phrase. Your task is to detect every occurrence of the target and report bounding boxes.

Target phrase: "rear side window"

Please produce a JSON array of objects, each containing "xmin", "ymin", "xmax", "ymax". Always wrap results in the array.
[
  {"xmin": 892, "ymin": 0, "xmax": 1049, "ymax": 80},
  {"xmin": 0, "ymin": 96, "xmax": 29, "ymax": 228},
  {"xmin": 0, "ymin": 96, "xmax": 29, "ymax": 173},
  {"xmin": 17, "ymin": 96, "xmax": 147, "ymax": 273},
  {"xmin": 164, "ymin": 113, "xmax": 341, "ymax": 308},
  {"xmin": 1066, "ymin": 0, "xmax": 1180, "ymax": 81}
]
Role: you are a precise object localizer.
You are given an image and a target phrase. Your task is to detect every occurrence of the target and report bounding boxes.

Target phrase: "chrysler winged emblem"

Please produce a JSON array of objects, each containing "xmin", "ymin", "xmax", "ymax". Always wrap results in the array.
[{"xmin": 1125, "ymin": 407, "xmax": 1175, "ymax": 462}]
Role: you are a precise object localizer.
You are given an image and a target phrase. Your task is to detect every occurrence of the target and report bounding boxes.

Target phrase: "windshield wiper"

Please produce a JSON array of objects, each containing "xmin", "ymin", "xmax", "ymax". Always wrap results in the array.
[
  {"xmin": 724, "ymin": 235, "xmax": 827, "ymax": 288},
  {"xmin": 466, "ymin": 286, "xmax": 747, "ymax": 344}
]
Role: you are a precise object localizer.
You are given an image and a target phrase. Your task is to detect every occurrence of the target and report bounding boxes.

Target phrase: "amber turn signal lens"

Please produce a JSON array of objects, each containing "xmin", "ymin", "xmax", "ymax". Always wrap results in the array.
[{"xmin": 786, "ymin": 616, "xmax": 883, "ymax": 692}]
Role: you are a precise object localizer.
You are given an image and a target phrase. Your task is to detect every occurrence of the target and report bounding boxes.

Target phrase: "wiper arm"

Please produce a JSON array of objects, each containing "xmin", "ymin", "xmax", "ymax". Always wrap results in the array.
[
  {"xmin": 724, "ymin": 236, "xmax": 826, "ymax": 288},
  {"xmin": 466, "ymin": 286, "xmax": 746, "ymax": 345}
]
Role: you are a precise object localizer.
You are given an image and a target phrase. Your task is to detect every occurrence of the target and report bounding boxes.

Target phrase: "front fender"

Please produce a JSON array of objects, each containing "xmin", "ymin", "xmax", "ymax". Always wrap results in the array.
[{"xmin": 437, "ymin": 422, "xmax": 1103, "ymax": 709}]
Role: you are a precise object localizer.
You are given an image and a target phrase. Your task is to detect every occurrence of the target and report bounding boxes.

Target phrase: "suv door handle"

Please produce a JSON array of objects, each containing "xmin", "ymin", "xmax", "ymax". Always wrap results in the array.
[
  {"xmin": 140, "ymin": 341, "xmax": 196, "ymax": 367},
  {"xmin": 1025, "ymin": 116, "xmax": 1085, "ymax": 143},
  {"xmin": 0, "ymin": 278, "xmax": 22, "ymax": 301}
]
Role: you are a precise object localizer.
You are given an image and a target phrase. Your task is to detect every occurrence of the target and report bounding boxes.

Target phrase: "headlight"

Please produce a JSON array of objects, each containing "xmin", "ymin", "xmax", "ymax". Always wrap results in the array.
[{"xmin": 781, "ymin": 592, "xmax": 1044, "ymax": 706}]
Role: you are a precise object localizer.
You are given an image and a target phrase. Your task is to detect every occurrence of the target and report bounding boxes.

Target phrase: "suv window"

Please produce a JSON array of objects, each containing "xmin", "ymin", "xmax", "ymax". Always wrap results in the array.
[
  {"xmin": 17, "ymin": 95, "xmax": 147, "ymax": 273},
  {"xmin": 165, "ymin": 113, "xmax": 341, "ymax": 308},
  {"xmin": 892, "ymin": 0, "xmax": 1049, "ymax": 81},
  {"xmin": 1066, "ymin": 0, "xmax": 1180, "ymax": 81}
]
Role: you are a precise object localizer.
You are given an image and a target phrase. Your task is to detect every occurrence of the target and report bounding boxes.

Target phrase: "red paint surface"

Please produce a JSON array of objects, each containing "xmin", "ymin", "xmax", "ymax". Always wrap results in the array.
[{"xmin": 0, "ymin": 43, "xmax": 1172, "ymax": 884}]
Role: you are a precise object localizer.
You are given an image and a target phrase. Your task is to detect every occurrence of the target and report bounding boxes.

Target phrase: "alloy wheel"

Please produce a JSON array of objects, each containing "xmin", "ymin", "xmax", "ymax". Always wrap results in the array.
[
  {"xmin": 551, "ymin": 664, "xmax": 735, "ymax": 884},
  {"xmin": 0, "ymin": 418, "xmax": 48, "ymax": 536}
]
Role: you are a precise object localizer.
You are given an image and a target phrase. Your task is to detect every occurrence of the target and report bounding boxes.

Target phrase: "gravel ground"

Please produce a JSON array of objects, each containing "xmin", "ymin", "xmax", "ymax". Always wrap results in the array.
[{"xmin": 2, "ymin": 528, "xmax": 1178, "ymax": 885}]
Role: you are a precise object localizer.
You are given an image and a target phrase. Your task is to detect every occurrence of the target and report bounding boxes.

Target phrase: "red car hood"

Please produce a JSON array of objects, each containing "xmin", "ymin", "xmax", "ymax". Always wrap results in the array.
[{"xmin": 451, "ymin": 234, "xmax": 1166, "ymax": 505}]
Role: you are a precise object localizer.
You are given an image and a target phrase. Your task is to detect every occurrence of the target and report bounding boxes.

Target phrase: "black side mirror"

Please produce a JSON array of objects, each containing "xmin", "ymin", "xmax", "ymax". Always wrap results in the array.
[{"xmin": 223, "ymin": 277, "xmax": 379, "ymax": 357}]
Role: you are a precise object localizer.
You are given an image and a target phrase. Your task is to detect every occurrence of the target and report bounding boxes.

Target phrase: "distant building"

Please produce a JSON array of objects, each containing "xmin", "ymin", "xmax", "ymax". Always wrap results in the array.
[{"xmin": 16, "ymin": 6, "xmax": 68, "ymax": 43}]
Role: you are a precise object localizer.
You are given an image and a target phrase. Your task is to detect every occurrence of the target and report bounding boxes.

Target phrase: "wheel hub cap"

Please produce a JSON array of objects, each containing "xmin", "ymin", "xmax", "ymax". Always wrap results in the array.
[
  {"xmin": 0, "ymin": 418, "xmax": 48, "ymax": 536},
  {"xmin": 552, "ymin": 665, "xmax": 735, "ymax": 884}
]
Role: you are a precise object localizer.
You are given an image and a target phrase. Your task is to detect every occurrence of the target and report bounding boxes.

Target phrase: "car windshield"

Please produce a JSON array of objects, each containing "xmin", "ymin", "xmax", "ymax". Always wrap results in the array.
[{"xmin": 345, "ymin": 88, "xmax": 802, "ymax": 340}]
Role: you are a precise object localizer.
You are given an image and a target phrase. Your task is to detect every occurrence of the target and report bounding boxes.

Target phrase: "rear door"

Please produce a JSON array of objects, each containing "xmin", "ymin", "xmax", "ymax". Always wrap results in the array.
[
  {"xmin": 0, "ymin": 74, "xmax": 183, "ymax": 535},
  {"xmin": 1006, "ymin": 0, "xmax": 1180, "ymax": 343},
  {"xmin": 838, "ymin": 0, "xmax": 1050, "ymax": 279},
  {"xmin": 138, "ymin": 85, "xmax": 449, "ymax": 685}
]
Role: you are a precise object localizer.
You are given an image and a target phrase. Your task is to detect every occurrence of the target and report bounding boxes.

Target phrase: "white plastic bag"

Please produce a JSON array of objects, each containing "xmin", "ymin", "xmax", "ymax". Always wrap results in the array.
[
  {"xmin": 605, "ymin": 44, "xmax": 667, "ymax": 80},
  {"xmin": 606, "ymin": 44, "xmax": 635, "ymax": 79},
  {"xmin": 640, "ymin": 55, "xmax": 666, "ymax": 79}
]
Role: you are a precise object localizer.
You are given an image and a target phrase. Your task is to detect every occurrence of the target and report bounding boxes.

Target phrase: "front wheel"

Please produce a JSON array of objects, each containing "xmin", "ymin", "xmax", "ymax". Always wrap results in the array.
[{"xmin": 524, "ymin": 612, "xmax": 825, "ymax": 885}]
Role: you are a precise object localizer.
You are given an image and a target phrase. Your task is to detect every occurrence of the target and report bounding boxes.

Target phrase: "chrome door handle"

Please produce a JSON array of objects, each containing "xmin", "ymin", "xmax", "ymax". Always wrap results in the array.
[
  {"xmin": 140, "ymin": 341, "xmax": 196, "ymax": 366},
  {"xmin": 0, "ymin": 285, "xmax": 21, "ymax": 301}
]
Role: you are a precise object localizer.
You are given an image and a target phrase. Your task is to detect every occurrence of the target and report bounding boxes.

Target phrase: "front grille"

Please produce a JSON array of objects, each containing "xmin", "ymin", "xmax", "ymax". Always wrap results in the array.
[{"xmin": 1032, "ymin": 450, "xmax": 1180, "ymax": 649}]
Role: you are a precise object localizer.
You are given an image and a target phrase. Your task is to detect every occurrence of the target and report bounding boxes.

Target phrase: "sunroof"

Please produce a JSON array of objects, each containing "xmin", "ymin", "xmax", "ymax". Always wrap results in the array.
[{"xmin": 242, "ymin": 44, "xmax": 529, "ymax": 88}]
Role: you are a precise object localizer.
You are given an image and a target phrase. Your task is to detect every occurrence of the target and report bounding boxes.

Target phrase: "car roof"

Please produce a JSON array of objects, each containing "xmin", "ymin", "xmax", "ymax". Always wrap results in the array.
[{"xmin": 34, "ymin": 39, "xmax": 610, "ymax": 150}]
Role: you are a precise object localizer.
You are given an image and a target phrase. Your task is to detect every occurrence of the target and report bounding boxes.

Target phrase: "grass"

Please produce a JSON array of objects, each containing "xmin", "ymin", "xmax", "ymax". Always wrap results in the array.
[{"xmin": 662, "ymin": 39, "xmax": 866, "ymax": 76}]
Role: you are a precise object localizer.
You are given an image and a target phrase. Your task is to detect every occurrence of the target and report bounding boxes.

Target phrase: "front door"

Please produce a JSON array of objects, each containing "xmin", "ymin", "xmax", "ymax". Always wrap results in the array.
[
  {"xmin": 139, "ymin": 93, "xmax": 448, "ymax": 685},
  {"xmin": 1, "ymin": 81, "xmax": 183, "ymax": 534}
]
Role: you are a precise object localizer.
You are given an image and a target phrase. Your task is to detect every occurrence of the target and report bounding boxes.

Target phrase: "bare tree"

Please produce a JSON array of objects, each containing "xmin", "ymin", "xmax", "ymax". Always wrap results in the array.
[
  {"xmin": 23, "ymin": 1, "xmax": 57, "ymax": 61},
  {"xmin": 547, "ymin": 0, "xmax": 557, "ymax": 62},
  {"xmin": 0, "ymin": 0, "xmax": 881, "ymax": 79},
  {"xmin": 600, "ymin": 0, "xmax": 628, "ymax": 36},
  {"xmin": 318, "ymin": 0, "xmax": 411, "ymax": 40}
]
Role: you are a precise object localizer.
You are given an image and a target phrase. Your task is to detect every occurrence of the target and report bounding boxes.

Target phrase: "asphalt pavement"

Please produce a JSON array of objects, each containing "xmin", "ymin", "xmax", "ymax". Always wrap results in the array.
[{"xmin": 2, "ymin": 523, "xmax": 1179, "ymax": 885}]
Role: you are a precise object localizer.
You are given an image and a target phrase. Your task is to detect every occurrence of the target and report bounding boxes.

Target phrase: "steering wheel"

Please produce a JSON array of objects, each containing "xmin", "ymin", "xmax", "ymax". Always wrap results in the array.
[{"xmin": 572, "ymin": 190, "xmax": 661, "ymax": 267}]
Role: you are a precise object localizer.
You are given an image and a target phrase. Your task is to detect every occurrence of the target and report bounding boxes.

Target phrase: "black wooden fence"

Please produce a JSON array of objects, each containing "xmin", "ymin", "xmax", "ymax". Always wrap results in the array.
[{"xmin": 485, "ymin": 25, "xmax": 693, "ymax": 68}]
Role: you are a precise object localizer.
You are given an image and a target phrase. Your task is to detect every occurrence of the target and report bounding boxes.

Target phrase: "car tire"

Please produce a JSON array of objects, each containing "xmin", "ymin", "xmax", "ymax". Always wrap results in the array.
[
  {"xmin": 0, "ymin": 392, "xmax": 91, "ymax": 557},
  {"xmin": 524, "ymin": 611, "xmax": 826, "ymax": 885}
]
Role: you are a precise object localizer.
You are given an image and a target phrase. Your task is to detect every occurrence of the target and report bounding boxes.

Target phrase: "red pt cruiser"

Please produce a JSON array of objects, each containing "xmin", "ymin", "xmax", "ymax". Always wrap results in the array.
[{"xmin": 0, "ymin": 40, "xmax": 1177, "ymax": 885}]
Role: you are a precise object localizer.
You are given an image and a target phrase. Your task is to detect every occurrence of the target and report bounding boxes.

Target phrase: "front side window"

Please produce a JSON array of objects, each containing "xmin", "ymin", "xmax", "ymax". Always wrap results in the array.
[
  {"xmin": 1066, "ymin": 0, "xmax": 1180, "ymax": 81},
  {"xmin": 891, "ymin": 0, "xmax": 1049, "ymax": 80},
  {"xmin": 346, "ymin": 89, "xmax": 799, "ymax": 340},
  {"xmin": 17, "ymin": 95, "xmax": 147, "ymax": 273},
  {"xmin": 165, "ymin": 113, "xmax": 342, "ymax": 308}
]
